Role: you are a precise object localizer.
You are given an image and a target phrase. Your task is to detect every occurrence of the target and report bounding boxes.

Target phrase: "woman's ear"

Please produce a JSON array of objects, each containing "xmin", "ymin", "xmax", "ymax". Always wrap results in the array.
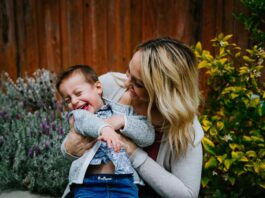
[{"xmin": 95, "ymin": 81, "xmax": 103, "ymax": 95}]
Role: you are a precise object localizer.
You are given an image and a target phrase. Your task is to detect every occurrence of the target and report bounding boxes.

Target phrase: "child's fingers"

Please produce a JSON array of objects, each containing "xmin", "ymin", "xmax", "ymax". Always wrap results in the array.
[
  {"xmin": 107, "ymin": 139, "xmax": 113, "ymax": 148},
  {"xmin": 113, "ymin": 141, "xmax": 121, "ymax": 152}
]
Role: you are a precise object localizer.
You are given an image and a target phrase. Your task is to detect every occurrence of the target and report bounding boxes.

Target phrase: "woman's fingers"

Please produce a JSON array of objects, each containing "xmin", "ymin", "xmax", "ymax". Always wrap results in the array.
[
  {"xmin": 65, "ymin": 130, "xmax": 95, "ymax": 157},
  {"xmin": 118, "ymin": 135, "xmax": 137, "ymax": 156}
]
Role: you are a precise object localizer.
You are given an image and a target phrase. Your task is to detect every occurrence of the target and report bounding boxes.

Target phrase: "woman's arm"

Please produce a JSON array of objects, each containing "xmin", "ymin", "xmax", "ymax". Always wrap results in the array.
[
  {"xmin": 61, "ymin": 116, "xmax": 96, "ymax": 159},
  {"xmin": 123, "ymin": 137, "xmax": 203, "ymax": 198},
  {"xmin": 61, "ymin": 130, "xmax": 96, "ymax": 160}
]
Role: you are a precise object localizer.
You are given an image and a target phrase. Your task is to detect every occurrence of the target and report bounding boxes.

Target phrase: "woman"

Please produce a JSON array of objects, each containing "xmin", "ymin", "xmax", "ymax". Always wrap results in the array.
[{"xmin": 63, "ymin": 37, "xmax": 204, "ymax": 198}]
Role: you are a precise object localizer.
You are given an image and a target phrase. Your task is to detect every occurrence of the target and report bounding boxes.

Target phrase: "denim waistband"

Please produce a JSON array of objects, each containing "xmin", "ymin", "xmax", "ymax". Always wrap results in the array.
[{"xmin": 85, "ymin": 174, "xmax": 133, "ymax": 180}]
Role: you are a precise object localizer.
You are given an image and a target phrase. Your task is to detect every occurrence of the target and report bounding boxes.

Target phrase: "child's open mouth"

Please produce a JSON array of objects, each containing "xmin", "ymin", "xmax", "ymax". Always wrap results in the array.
[{"xmin": 79, "ymin": 104, "xmax": 90, "ymax": 111}]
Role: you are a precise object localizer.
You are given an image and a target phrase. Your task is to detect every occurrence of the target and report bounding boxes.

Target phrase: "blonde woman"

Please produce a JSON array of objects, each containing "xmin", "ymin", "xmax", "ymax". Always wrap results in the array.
[{"xmin": 63, "ymin": 37, "xmax": 204, "ymax": 198}]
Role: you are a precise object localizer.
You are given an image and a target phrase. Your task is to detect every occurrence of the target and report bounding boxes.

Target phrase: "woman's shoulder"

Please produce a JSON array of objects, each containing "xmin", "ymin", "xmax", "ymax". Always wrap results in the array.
[
  {"xmin": 99, "ymin": 72, "xmax": 127, "ymax": 80},
  {"xmin": 99, "ymin": 72, "xmax": 127, "ymax": 102},
  {"xmin": 192, "ymin": 115, "xmax": 204, "ymax": 145}
]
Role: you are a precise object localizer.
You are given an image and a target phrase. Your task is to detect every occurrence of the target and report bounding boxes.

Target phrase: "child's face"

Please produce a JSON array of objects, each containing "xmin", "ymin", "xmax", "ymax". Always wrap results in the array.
[{"xmin": 59, "ymin": 73, "xmax": 104, "ymax": 113}]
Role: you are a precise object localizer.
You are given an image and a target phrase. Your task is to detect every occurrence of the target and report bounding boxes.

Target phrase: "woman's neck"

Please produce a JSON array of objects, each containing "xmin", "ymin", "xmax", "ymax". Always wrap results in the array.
[
  {"xmin": 131, "ymin": 97, "xmax": 164, "ymax": 128},
  {"xmin": 119, "ymin": 90, "xmax": 164, "ymax": 127}
]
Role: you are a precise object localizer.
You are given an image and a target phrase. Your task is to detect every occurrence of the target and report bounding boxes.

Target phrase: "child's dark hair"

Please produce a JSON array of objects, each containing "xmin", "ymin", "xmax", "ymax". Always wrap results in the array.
[{"xmin": 56, "ymin": 64, "xmax": 98, "ymax": 91}]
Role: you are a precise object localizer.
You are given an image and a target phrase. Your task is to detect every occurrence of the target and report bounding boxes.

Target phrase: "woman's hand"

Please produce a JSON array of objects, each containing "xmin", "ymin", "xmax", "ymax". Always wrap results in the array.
[
  {"xmin": 104, "ymin": 115, "xmax": 125, "ymax": 130},
  {"xmin": 64, "ymin": 129, "xmax": 96, "ymax": 157},
  {"xmin": 119, "ymin": 135, "xmax": 138, "ymax": 156}
]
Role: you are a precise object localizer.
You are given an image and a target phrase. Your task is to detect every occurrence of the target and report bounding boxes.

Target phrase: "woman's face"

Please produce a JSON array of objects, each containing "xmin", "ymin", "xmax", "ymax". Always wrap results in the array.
[{"xmin": 125, "ymin": 51, "xmax": 149, "ymax": 103}]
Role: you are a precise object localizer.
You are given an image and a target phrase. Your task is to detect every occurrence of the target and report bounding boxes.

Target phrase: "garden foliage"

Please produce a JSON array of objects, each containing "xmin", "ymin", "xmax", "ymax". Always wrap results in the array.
[
  {"xmin": 234, "ymin": 0, "xmax": 265, "ymax": 46},
  {"xmin": 0, "ymin": 69, "xmax": 70, "ymax": 196},
  {"xmin": 195, "ymin": 34, "xmax": 265, "ymax": 197}
]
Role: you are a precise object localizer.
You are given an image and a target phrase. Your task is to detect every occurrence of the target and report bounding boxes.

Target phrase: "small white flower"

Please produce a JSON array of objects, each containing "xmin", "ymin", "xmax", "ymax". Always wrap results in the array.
[
  {"xmin": 220, "ymin": 41, "xmax": 225, "ymax": 46},
  {"xmin": 223, "ymin": 134, "xmax": 232, "ymax": 142},
  {"xmin": 223, "ymin": 175, "xmax": 228, "ymax": 181},
  {"xmin": 256, "ymin": 72, "xmax": 261, "ymax": 77},
  {"xmin": 212, "ymin": 171, "xmax": 218, "ymax": 176}
]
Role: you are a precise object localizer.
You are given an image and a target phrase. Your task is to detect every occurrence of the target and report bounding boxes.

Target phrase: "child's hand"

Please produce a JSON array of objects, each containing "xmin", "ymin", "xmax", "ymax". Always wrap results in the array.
[
  {"xmin": 104, "ymin": 115, "xmax": 125, "ymax": 130},
  {"xmin": 98, "ymin": 126, "xmax": 122, "ymax": 152}
]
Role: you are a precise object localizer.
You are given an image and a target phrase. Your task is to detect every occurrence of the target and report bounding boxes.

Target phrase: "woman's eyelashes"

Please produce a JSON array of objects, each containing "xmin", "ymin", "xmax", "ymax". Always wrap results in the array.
[
  {"xmin": 126, "ymin": 69, "xmax": 144, "ymax": 88},
  {"xmin": 134, "ymin": 81, "xmax": 144, "ymax": 88}
]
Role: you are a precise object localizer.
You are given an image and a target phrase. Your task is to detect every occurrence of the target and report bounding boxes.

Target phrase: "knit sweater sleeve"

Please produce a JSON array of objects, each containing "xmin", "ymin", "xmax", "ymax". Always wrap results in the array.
[
  {"xmin": 69, "ymin": 109, "xmax": 110, "ymax": 138},
  {"xmin": 120, "ymin": 114, "xmax": 155, "ymax": 147},
  {"xmin": 130, "ymin": 144, "xmax": 203, "ymax": 198},
  {"xmin": 99, "ymin": 72, "xmax": 127, "ymax": 102},
  {"xmin": 107, "ymin": 102, "xmax": 155, "ymax": 147},
  {"xmin": 129, "ymin": 117, "xmax": 204, "ymax": 198}
]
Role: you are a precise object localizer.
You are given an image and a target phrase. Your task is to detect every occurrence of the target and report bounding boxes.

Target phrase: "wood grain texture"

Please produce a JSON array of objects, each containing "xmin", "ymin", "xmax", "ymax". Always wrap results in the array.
[{"xmin": 0, "ymin": 0, "xmax": 253, "ymax": 85}]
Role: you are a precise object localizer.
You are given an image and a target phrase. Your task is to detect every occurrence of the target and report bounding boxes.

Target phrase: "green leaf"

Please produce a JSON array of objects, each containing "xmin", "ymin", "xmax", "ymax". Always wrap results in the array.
[
  {"xmin": 224, "ymin": 159, "xmax": 234, "ymax": 171},
  {"xmin": 198, "ymin": 60, "xmax": 208, "ymax": 69},
  {"xmin": 216, "ymin": 121, "xmax": 224, "ymax": 130},
  {"xmin": 217, "ymin": 154, "xmax": 227, "ymax": 163},
  {"xmin": 223, "ymin": 34, "xmax": 233, "ymax": 41},
  {"xmin": 202, "ymin": 137, "xmax": 216, "ymax": 155},
  {"xmin": 258, "ymin": 181, "xmax": 265, "ymax": 189},
  {"xmin": 228, "ymin": 176, "xmax": 236, "ymax": 185},
  {"xmin": 202, "ymin": 119, "xmax": 212, "ymax": 131},
  {"xmin": 195, "ymin": 42, "xmax": 202, "ymax": 52},
  {"xmin": 243, "ymin": 56, "xmax": 255, "ymax": 62},
  {"xmin": 205, "ymin": 156, "xmax": 218, "ymax": 169},
  {"xmin": 231, "ymin": 151, "xmax": 244, "ymax": 160},
  {"xmin": 201, "ymin": 177, "xmax": 210, "ymax": 188}
]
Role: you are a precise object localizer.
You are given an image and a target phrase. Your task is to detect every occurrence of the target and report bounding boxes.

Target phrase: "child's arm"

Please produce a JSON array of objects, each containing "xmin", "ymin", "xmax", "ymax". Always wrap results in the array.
[
  {"xmin": 105, "ymin": 114, "xmax": 155, "ymax": 147},
  {"xmin": 69, "ymin": 109, "xmax": 122, "ymax": 151},
  {"xmin": 69, "ymin": 109, "xmax": 111, "ymax": 138}
]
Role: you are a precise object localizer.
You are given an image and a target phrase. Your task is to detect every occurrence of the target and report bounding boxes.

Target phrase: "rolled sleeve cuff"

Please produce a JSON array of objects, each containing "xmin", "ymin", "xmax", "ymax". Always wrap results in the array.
[
  {"xmin": 129, "ymin": 148, "xmax": 148, "ymax": 168},
  {"xmin": 120, "ymin": 115, "xmax": 127, "ymax": 132}
]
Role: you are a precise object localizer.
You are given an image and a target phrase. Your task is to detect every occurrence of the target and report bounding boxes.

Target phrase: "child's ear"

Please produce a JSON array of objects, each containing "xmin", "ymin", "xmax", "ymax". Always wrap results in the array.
[{"xmin": 95, "ymin": 81, "xmax": 103, "ymax": 95}]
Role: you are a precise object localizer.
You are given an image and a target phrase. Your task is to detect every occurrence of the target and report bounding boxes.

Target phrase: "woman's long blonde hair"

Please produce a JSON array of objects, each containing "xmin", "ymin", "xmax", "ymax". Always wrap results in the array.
[{"xmin": 136, "ymin": 37, "xmax": 200, "ymax": 156}]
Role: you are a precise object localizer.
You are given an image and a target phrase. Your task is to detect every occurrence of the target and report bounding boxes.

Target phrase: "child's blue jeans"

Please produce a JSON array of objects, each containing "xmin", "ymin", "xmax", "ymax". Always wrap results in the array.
[{"xmin": 71, "ymin": 174, "xmax": 138, "ymax": 198}]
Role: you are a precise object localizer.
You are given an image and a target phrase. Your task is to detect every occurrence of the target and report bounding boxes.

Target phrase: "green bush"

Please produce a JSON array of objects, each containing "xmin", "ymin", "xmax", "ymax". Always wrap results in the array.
[
  {"xmin": 0, "ymin": 69, "xmax": 70, "ymax": 196},
  {"xmin": 195, "ymin": 34, "xmax": 265, "ymax": 197},
  {"xmin": 234, "ymin": 0, "xmax": 265, "ymax": 46}
]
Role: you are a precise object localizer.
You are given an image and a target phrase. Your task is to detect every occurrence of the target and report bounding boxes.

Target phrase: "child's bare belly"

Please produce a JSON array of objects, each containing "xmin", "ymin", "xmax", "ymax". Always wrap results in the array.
[{"xmin": 86, "ymin": 161, "xmax": 115, "ymax": 174}]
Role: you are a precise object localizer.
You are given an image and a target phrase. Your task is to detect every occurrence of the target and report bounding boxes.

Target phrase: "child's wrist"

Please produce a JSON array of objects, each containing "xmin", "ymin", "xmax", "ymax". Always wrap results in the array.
[
  {"xmin": 119, "ymin": 116, "xmax": 125, "ymax": 129},
  {"xmin": 99, "ymin": 125, "xmax": 113, "ymax": 136}
]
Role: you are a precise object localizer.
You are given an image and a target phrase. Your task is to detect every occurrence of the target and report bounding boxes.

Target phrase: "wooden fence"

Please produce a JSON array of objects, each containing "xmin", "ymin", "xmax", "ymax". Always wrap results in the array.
[{"xmin": 0, "ymin": 0, "xmax": 249, "ymax": 80}]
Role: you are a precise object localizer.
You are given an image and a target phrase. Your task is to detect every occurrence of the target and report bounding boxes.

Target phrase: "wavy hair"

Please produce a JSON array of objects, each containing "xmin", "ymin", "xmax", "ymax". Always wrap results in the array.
[{"xmin": 136, "ymin": 37, "xmax": 200, "ymax": 156}]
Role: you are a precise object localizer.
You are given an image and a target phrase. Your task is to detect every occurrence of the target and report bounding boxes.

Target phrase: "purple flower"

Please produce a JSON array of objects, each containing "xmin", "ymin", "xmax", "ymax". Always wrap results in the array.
[
  {"xmin": 40, "ymin": 120, "xmax": 50, "ymax": 135},
  {"xmin": 15, "ymin": 114, "xmax": 21, "ymax": 120},
  {"xmin": 50, "ymin": 111, "xmax": 55, "ymax": 121},
  {"xmin": 0, "ymin": 111, "xmax": 8, "ymax": 119},
  {"xmin": 34, "ymin": 145, "xmax": 41, "ymax": 155},
  {"xmin": 28, "ymin": 148, "xmax": 34, "ymax": 158},
  {"xmin": 45, "ymin": 116, "xmax": 50, "ymax": 124},
  {"xmin": 44, "ymin": 142, "xmax": 50, "ymax": 151},
  {"xmin": 51, "ymin": 123, "xmax": 56, "ymax": 131},
  {"xmin": 58, "ymin": 126, "xmax": 64, "ymax": 135}
]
